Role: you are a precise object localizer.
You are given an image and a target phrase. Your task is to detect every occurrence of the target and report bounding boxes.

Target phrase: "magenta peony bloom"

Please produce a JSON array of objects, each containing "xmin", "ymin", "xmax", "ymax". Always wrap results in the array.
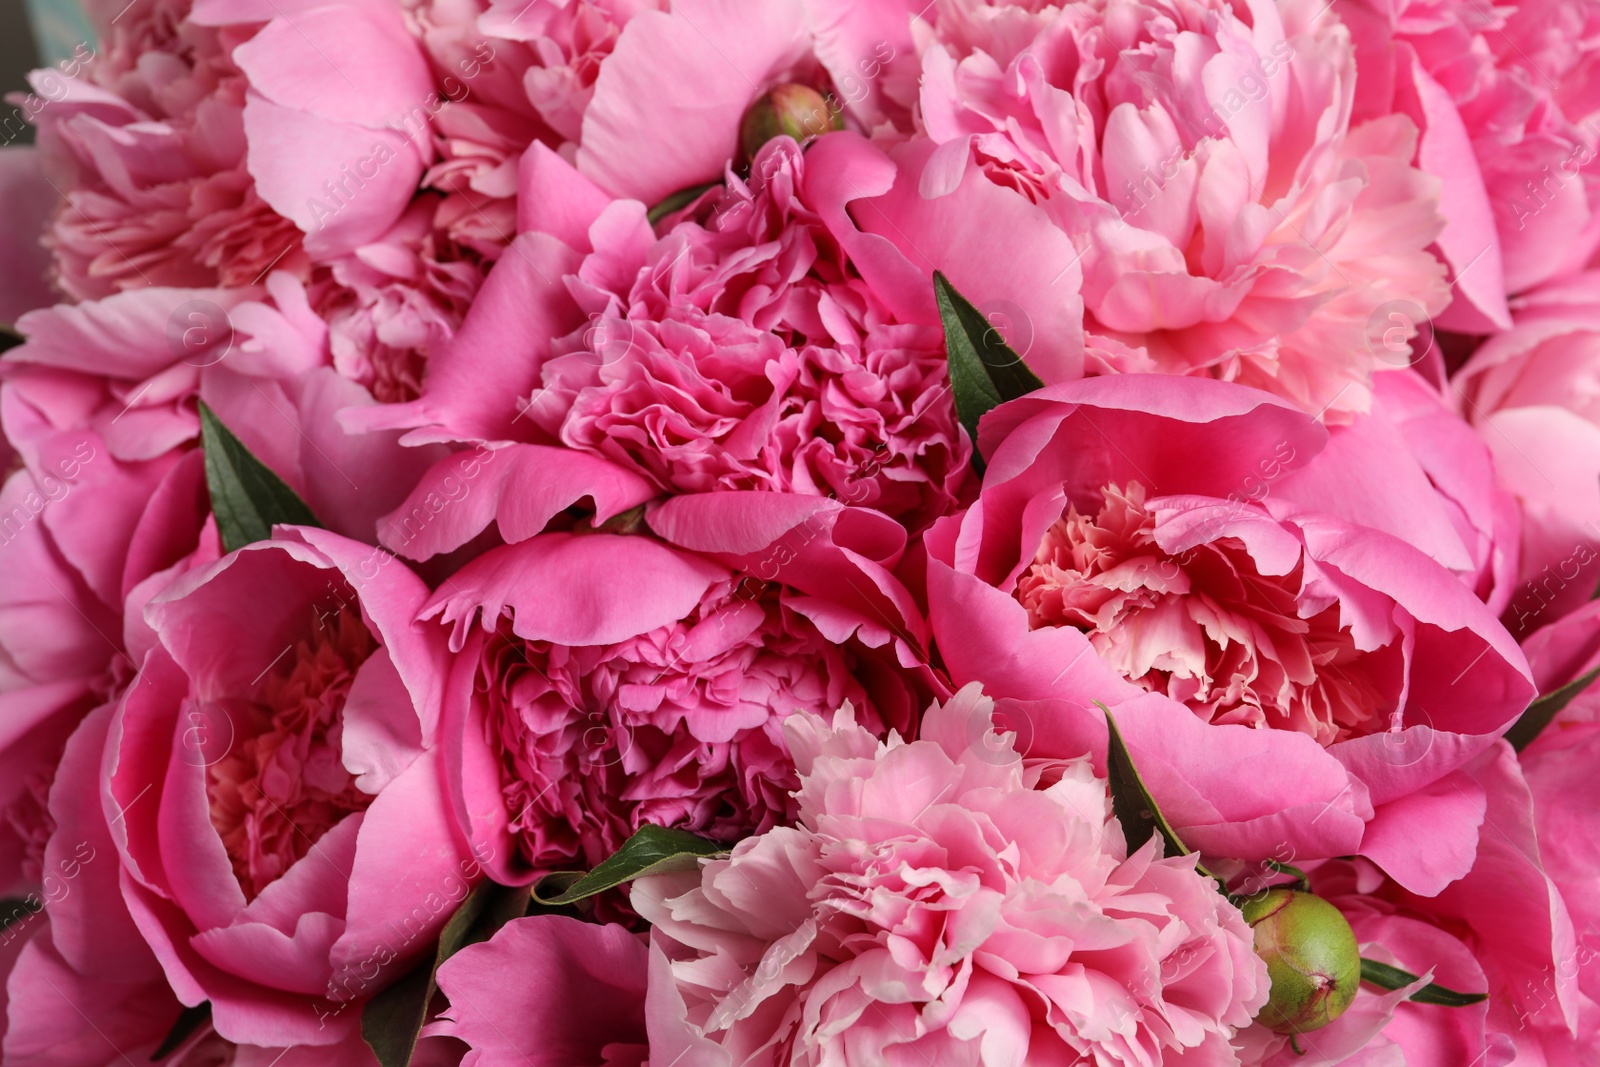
[
  {"xmin": 417, "ymin": 505, "xmax": 928, "ymax": 886},
  {"xmin": 103, "ymin": 528, "xmax": 477, "ymax": 1048},
  {"xmin": 635, "ymin": 683, "xmax": 1268, "ymax": 1062},
  {"xmin": 428, "ymin": 915, "xmax": 649, "ymax": 1067},
  {"xmin": 901, "ymin": 0, "xmax": 1449, "ymax": 421},
  {"xmin": 924, "ymin": 373, "xmax": 1534, "ymax": 891},
  {"xmin": 1342, "ymin": 0, "xmax": 1600, "ymax": 325},
  {"xmin": 1455, "ymin": 271, "xmax": 1600, "ymax": 634},
  {"xmin": 368, "ymin": 139, "xmax": 974, "ymax": 542},
  {"xmin": 1245, "ymin": 740, "xmax": 1581, "ymax": 1066},
  {"xmin": 521, "ymin": 138, "xmax": 971, "ymax": 530}
]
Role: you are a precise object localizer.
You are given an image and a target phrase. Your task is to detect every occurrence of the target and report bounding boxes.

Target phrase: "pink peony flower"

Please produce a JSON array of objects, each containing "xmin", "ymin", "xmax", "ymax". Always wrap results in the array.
[
  {"xmin": 2, "ymin": 698, "xmax": 388, "ymax": 1066},
  {"xmin": 1454, "ymin": 271, "xmax": 1600, "ymax": 634},
  {"xmin": 19, "ymin": 0, "xmax": 306, "ymax": 300},
  {"xmin": 369, "ymin": 139, "xmax": 986, "ymax": 544},
  {"xmin": 1342, "ymin": 0, "xmax": 1600, "ymax": 325},
  {"xmin": 3, "ymin": 277, "xmax": 446, "ymax": 545},
  {"xmin": 635, "ymin": 683, "xmax": 1268, "ymax": 1063},
  {"xmin": 104, "ymin": 527, "xmax": 476, "ymax": 1047},
  {"xmin": 924, "ymin": 373, "xmax": 1534, "ymax": 892},
  {"xmin": 428, "ymin": 915, "xmax": 648, "ymax": 1067},
  {"xmin": 521, "ymin": 138, "xmax": 971, "ymax": 530},
  {"xmin": 1247, "ymin": 740, "xmax": 1581, "ymax": 1066},
  {"xmin": 902, "ymin": 0, "xmax": 1449, "ymax": 421},
  {"xmin": 416, "ymin": 499, "xmax": 929, "ymax": 886}
]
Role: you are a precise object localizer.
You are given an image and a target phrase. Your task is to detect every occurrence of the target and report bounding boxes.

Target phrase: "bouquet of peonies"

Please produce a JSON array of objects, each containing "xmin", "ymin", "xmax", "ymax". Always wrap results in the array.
[{"xmin": 3, "ymin": 0, "xmax": 1600, "ymax": 1062}]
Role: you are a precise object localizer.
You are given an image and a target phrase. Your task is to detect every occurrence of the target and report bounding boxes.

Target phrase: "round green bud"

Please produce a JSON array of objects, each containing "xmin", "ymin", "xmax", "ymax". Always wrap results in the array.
[
  {"xmin": 1241, "ymin": 888, "xmax": 1362, "ymax": 1034},
  {"xmin": 738, "ymin": 84, "xmax": 844, "ymax": 160}
]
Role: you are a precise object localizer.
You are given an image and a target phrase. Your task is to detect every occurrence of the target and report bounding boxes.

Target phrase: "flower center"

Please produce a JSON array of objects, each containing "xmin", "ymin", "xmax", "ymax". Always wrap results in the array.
[
  {"xmin": 206, "ymin": 607, "xmax": 376, "ymax": 900},
  {"xmin": 1015, "ymin": 483, "xmax": 1386, "ymax": 743}
]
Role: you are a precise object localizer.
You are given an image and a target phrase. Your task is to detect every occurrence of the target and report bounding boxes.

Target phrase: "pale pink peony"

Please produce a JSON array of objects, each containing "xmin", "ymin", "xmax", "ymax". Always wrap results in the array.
[
  {"xmin": 907, "ymin": 0, "xmax": 1449, "ymax": 421},
  {"xmin": 420, "ymin": 525, "xmax": 925, "ymax": 886},
  {"xmin": 20, "ymin": 4, "xmax": 303, "ymax": 300},
  {"xmin": 1455, "ymin": 271, "xmax": 1600, "ymax": 633},
  {"xmin": 21, "ymin": 0, "xmax": 490, "ymax": 404},
  {"xmin": 1342, "ymin": 0, "xmax": 1600, "ymax": 326},
  {"xmin": 635, "ymin": 683, "xmax": 1268, "ymax": 1063},
  {"xmin": 409, "ymin": 0, "xmax": 663, "ymax": 254}
]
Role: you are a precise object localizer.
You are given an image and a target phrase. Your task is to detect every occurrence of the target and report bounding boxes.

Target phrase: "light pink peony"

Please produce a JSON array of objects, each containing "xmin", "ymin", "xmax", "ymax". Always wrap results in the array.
[
  {"xmin": 635, "ymin": 683, "xmax": 1268, "ymax": 1063},
  {"xmin": 1342, "ymin": 0, "xmax": 1600, "ymax": 325},
  {"xmin": 924, "ymin": 373, "xmax": 1534, "ymax": 892},
  {"xmin": 417, "ymin": 501, "xmax": 929, "ymax": 886},
  {"xmin": 1455, "ymin": 271, "xmax": 1600, "ymax": 633},
  {"xmin": 903, "ymin": 0, "xmax": 1449, "ymax": 421},
  {"xmin": 20, "ymin": 0, "xmax": 305, "ymax": 299},
  {"xmin": 104, "ymin": 527, "xmax": 476, "ymax": 1048}
]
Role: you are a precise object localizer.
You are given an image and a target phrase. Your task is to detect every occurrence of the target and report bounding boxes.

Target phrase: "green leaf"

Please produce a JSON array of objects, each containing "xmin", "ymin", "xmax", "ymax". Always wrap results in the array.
[
  {"xmin": 1099, "ymin": 704, "xmax": 1217, "ymax": 881},
  {"xmin": 1506, "ymin": 664, "xmax": 1600, "ymax": 752},
  {"xmin": 152, "ymin": 1003, "xmax": 211, "ymax": 1061},
  {"xmin": 1360, "ymin": 958, "xmax": 1489, "ymax": 1007},
  {"xmin": 198, "ymin": 400, "xmax": 320, "ymax": 553},
  {"xmin": 532, "ymin": 825, "xmax": 725, "ymax": 907},
  {"xmin": 0, "ymin": 325, "xmax": 22, "ymax": 354},
  {"xmin": 361, "ymin": 880, "xmax": 529, "ymax": 1067},
  {"xmin": 933, "ymin": 271, "xmax": 1045, "ymax": 467},
  {"xmin": 647, "ymin": 181, "xmax": 721, "ymax": 225}
]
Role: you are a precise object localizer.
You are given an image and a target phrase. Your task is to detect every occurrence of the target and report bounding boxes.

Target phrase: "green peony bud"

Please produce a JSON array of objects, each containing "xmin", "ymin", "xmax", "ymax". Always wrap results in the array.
[
  {"xmin": 1242, "ymin": 889, "xmax": 1362, "ymax": 1034},
  {"xmin": 738, "ymin": 84, "xmax": 843, "ymax": 160}
]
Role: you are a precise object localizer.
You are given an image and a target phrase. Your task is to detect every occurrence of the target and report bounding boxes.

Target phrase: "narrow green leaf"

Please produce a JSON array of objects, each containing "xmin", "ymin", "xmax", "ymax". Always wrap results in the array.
[
  {"xmin": 1506, "ymin": 664, "xmax": 1600, "ymax": 752},
  {"xmin": 0, "ymin": 325, "xmax": 22, "ymax": 354},
  {"xmin": 647, "ymin": 181, "xmax": 721, "ymax": 225},
  {"xmin": 1099, "ymin": 704, "xmax": 1217, "ymax": 881},
  {"xmin": 532, "ymin": 825, "xmax": 725, "ymax": 907},
  {"xmin": 361, "ymin": 880, "xmax": 529, "ymax": 1067},
  {"xmin": 1360, "ymin": 958, "xmax": 1489, "ymax": 1007},
  {"xmin": 933, "ymin": 271, "xmax": 1045, "ymax": 466},
  {"xmin": 152, "ymin": 1003, "xmax": 211, "ymax": 1061},
  {"xmin": 198, "ymin": 401, "xmax": 320, "ymax": 553}
]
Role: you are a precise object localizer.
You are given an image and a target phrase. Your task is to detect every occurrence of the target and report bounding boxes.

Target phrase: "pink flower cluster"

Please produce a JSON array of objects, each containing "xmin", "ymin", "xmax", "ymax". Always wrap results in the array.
[{"xmin": 0, "ymin": 0, "xmax": 1598, "ymax": 1062}]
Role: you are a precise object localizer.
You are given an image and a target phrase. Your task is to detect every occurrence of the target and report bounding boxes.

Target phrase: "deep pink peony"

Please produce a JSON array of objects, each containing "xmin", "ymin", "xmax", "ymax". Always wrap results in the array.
[
  {"xmin": 1239, "ymin": 740, "xmax": 1581, "ymax": 1066},
  {"xmin": 104, "ymin": 527, "xmax": 477, "ymax": 1047},
  {"xmin": 900, "ymin": 0, "xmax": 1450, "ymax": 421},
  {"xmin": 416, "ymin": 491, "xmax": 930, "ymax": 886},
  {"xmin": 1455, "ymin": 271, "xmax": 1600, "ymax": 634},
  {"xmin": 1342, "ymin": 0, "xmax": 1600, "ymax": 326},
  {"xmin": 635, "ymin": 682, "xmax": 1268, "ymax": 1063},
  {"xmin": 3, "ymin": 698, "xmax": 389, "ymax": 1067},
  {"xmin": 520, "ymin": 138, "xmax": 971, "ymax": 530},
  {"xmin": 428, "ymin": 915, "xmax": 648, "ymax": 1067},
  {"xmin": 368, "ymin": 137, "xmax": 1002, "ymax": 545},
  {"xmin": 924, "ymin": 373, "xmax": 1534, "ymax": 892}
]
